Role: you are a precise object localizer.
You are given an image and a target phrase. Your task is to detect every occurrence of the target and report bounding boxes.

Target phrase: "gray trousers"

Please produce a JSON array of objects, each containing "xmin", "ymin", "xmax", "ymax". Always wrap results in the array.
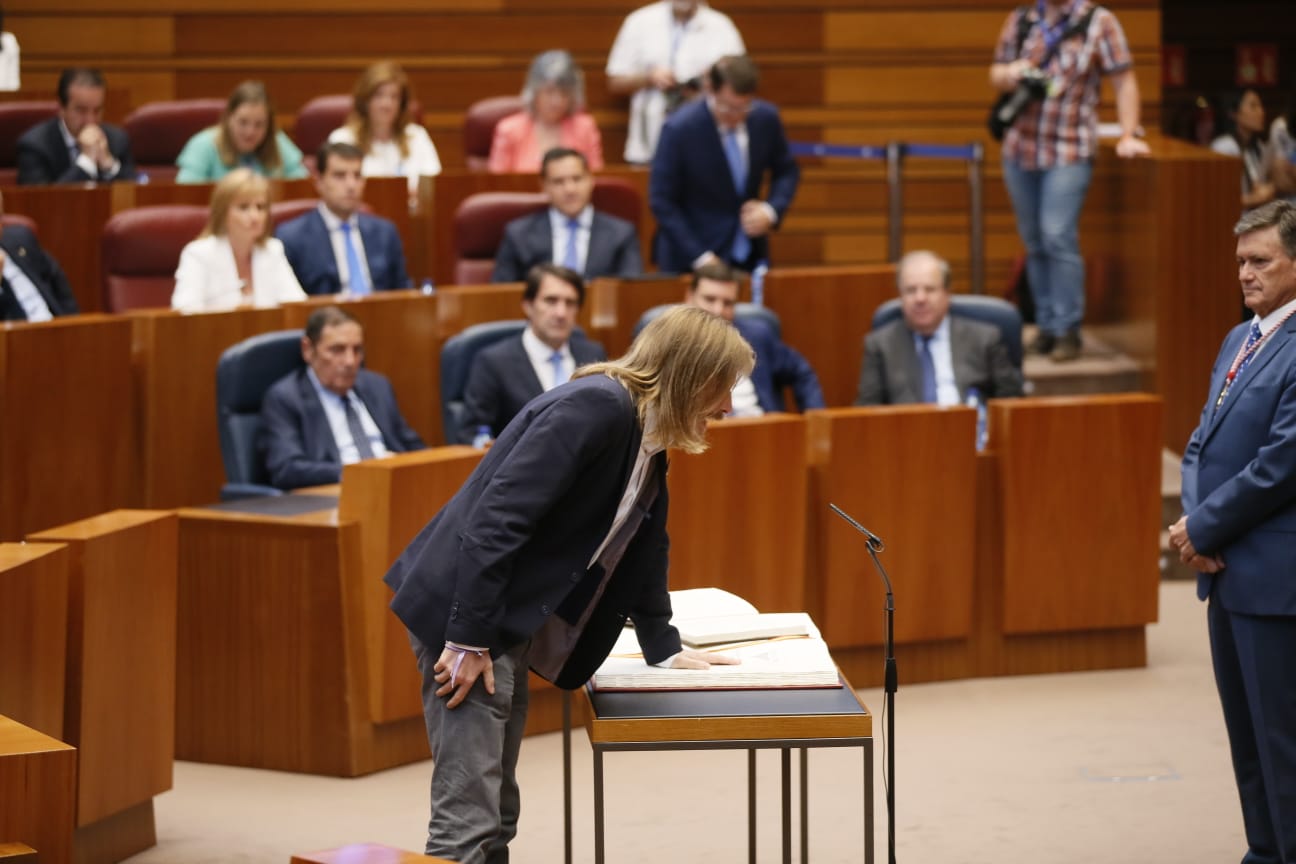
[{"xmin": 410, "ymin": 633, "xmax": 531, "ymax": 864}]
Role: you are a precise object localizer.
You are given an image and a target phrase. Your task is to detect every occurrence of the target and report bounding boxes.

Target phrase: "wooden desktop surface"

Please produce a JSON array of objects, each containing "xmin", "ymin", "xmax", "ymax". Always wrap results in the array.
[{"xmin": 0, "ymin": 715, "xmax": 76, "ymax": 864}]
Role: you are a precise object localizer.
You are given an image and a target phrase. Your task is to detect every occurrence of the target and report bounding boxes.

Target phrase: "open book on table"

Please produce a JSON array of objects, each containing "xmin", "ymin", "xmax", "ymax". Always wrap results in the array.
[{"xmin": 589, "ymin": 587, "xmax": 840, "ymax": 691}]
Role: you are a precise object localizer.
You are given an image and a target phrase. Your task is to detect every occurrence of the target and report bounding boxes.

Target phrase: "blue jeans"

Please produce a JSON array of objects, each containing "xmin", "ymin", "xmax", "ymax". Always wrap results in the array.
[{"xmin": 1002, "ymin": 159, "xmax": 1094, "ymax": 336}]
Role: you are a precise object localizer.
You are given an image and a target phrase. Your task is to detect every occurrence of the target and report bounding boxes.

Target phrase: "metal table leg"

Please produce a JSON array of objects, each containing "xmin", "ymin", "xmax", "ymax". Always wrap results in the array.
[
  {"xmin": 781, "ymin": 747, "xmax": 792, "ymax": 864},
  {"xmin": 748, "ymin": 749, "xmax": 757, "ymax": 864}
]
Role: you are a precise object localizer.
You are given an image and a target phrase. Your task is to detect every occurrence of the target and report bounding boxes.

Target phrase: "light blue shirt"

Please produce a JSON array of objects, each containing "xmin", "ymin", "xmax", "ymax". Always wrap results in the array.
[
  {"xmin": 912, "ymin": 316, "xmax": 959, "ymax": 406},
  {"xmin": 548, "ymin": 205, "xmax": 592, "ymax": 273},
  {"xmin": 3, "ymin": 253, "xmax": 52, "ymax": 321},
  {"xmin": 305, "ymin": 367, "xmax": 390, "ymax": 465}
]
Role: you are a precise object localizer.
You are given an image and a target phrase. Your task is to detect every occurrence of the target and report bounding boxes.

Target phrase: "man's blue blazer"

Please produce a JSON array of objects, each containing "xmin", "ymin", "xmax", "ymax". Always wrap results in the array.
[
  {"xmin": 259, "ymin": 367, "xmax": 425, "ymax": 490},
  {"xmin": 649, "ymin": 97, "xmax": 799, "ymax": 274},
  {"xmin": 275, "ymin": 209, "xmax": 410, "ymax": 296}
]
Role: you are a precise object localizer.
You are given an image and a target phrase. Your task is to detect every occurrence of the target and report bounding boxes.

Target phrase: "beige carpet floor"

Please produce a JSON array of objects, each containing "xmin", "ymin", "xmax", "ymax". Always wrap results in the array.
[{"xmin": 128, "ymin": 581, "xmax": 1245, "ymax": 864}]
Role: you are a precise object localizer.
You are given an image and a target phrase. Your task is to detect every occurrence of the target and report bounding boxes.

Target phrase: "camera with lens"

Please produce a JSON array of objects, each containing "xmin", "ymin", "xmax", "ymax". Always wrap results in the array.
[{"xmin": 988, "ymin": 68, "xmax": 1051, "ymax": 141}]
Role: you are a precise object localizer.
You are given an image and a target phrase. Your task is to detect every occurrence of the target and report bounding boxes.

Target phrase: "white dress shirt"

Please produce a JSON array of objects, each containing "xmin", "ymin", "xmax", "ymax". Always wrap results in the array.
[
  {"xmin": 548, "ymin": 205, "xmax": 593, "ymax": 273},
  {"xmin": 913, "ymin": 316, "xmax": 960, "ymax": 406},
  {"xmin": 317, "ymin": 203, "xmax": 373, "ymax": 295},
  {"xmin": 2, "ymin": 252, "xmax": 52, "ymax": 321},
  {"xmin": 305, "ymin": 367, "xmax": 391, "ymax": 465},
  {"xmin": 729, "ymin": 375, "xmax": 763, "ymax": 417},
  {"xmin": 522, "ymin": 326, "xmax": 575, "ymax": 391}
]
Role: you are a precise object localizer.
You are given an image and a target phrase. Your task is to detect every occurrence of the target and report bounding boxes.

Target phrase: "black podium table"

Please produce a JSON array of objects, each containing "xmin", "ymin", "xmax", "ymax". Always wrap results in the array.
[{"xmin": 568, "ymin": 676, "xmax": 874, "ymax": 864}]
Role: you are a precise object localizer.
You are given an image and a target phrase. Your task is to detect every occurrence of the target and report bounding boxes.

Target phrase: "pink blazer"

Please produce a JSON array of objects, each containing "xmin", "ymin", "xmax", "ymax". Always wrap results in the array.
[{"xmin": 488, "ymin": 111, "xmax": 605, "ymax": 174}]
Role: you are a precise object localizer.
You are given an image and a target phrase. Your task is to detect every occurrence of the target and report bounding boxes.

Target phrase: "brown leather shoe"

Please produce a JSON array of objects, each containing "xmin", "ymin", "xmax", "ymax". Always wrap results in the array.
[{"xmin": 1050, "ymin": 331, "xmax": 1082, "ymax": 362}]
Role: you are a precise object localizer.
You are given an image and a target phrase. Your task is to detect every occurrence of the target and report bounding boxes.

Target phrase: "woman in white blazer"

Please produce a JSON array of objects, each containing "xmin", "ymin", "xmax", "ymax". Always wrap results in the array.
[{"xmin": 171, "ymin": 168, "xmax": 306, "ymax": 313}]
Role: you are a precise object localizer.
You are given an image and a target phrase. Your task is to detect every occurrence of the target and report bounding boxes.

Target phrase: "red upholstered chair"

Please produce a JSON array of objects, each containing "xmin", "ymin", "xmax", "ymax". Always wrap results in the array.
[
  {"xmin": 1, "ymin": 213, "xmax": 39, "ymax": 237},
  {"xmin": 292, "ymin": 94, "xmax": 427, "ymax": 161},
  {"xmin": 462, "ymin": 96, "xmax": 525, "ymax": 171},
  {"xmin": 271, "ymin": 198, "xmax": 320, "ymax": 228},
  {"xmin": 100, "ymin": 205, "xmax": 208, "ymax": 312},
  {"xmin": 0, "ymin": 101, "xmax": 60, "ymax": 184},
  {"xmin": 591, "ymin": 176, "xmax": 643, "ymax": 233},
  {"xmin": 452, "ymin": 191, "xmax": 547, "ymax": 285},
  {"xmin": 122, "ymin": 99, "xmax": 225, "ymax": 183}
]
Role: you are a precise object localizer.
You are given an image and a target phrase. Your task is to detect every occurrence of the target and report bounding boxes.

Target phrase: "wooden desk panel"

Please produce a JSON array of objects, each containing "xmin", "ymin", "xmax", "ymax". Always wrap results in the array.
[
  {"xmin": 992, "ymin": 395, "xmax": 1161, "ymax": 635},
  {"xmin": 280, "ymin": 291, "xmax": 439, "ymax": 446},
  {"xmin": 175, "ymin": 508, "xmax": 429, "ymax": 776},
  {"xmin": 0, "ymin": 544, "xmax": 69, "ymax": 739},
  {"xmin": 0, "ymin": 316, "xmax": 134, "ymax": 540},
  {"xmin": 0, "ymin": 715, "xmax": 76, "ymax": 864},
  {"xmin": 434, "ymin": 283, "xmax": 526, "ymax": 340},
  {"xmin": 129, "ymin": 306, "xmax": 283, "ymax": 508},
  {"xmin": 665, "ymin": 415, "xmax": 808, "ymax": 614},
  {"xmin": 805, "ymin": 407, "xmax": 977, "ymax": 650},
  {"xmin": 27, "ymin": 511, "xmax": 176, "ymax": 838},
  {"xmin": 338, "ymin": 448, "xmax": 482, "ymax": 724},
  {"xmin": 586, "ymin": 275, "xmax": 687, "ymax": 358},
  {"xmin": 764, "ymin": 265, "xmax": 897, "ymax": 408},
  {"xmin": 1, "ymin": 185, "xmax": 114, "ymax": 314}
]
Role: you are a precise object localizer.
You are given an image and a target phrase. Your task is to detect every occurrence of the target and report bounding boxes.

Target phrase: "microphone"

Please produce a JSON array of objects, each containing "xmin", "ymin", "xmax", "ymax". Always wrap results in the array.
[{"xmin": 828, "ymin": 503, "xmax": 885, "ymax": 553}]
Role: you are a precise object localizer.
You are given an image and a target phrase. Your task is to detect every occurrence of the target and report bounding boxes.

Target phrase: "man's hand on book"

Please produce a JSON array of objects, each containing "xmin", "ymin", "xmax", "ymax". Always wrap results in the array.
[{"xmin": 669, "ymin": 647, "xmax": 742, "ymax": 669}]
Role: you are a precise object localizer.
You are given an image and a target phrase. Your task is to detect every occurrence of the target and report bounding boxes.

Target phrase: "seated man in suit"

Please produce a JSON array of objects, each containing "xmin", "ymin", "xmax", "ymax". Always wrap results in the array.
[
  {"xmin": 491, "ymin": 147, "xmax": 642, "ymax": 282},
  {"xmin": 855, "ymin": 250, "xmax": 1024, "ymax": 406},
  {"xmin": 649, "ymin": 54, "xmax": 799, "ymax": 274},
  {"xmin": 17, "ymin": 67, "xmax": 135, "ymax": 185},
  {"xmin": 259, "ymin": 305, "xmax": 425, "ymax": 490},
  {"xmin": 0, "ymin": 190, "xmax": 79, "ymax": 321},
  {"xmin": 684, "ymin": 261, "xmax": 823, "ymax": 414},
  {"xmin": 459, "ymin": 263, "xmax": 607, "ymax": 442},
  {"xmin": 275, "ymin": 142, "xmax": 410, "ymax": 296}
]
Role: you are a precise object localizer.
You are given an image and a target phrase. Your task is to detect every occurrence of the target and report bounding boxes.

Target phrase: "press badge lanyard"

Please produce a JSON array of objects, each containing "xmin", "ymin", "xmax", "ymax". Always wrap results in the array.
[{"xmin": 1215, "ymin": 310, "xmax": 1296, "ymax": 409}]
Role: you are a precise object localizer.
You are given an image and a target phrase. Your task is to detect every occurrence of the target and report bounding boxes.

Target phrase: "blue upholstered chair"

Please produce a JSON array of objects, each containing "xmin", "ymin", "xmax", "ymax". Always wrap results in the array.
[
  {"xmin": 632, "ymin": 302, "xmax": 782, "ymax": 341},
  {"xmin": 215, "ymin": 329, "xmax": 305, "ymax": 500},
  {"xmin": 869, "ymin": 295, "xmax": 1024, "ymax": 369},
  {"xmin": 439, "ymin": 320, "xmax": 528, "ymax": 442}
]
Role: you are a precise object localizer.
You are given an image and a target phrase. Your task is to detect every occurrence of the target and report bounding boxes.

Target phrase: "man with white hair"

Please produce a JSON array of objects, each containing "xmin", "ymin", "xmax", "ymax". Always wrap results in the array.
[{"xmin": 856, "ymin": 250, "xmax": 1023, "ymax": 405}]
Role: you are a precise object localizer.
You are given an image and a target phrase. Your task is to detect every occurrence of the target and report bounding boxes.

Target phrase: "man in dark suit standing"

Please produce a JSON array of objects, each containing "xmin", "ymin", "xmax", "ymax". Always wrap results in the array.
[
  {"xmin": 385, "ymin": 305, "xmax": 752, "ymax": 864},
  {"xmin": 649, "ymin": 54, "xmax": 799, "ymax": 274},
  {"xmin": 491, "ymin": 147, "xmax": 642, "ymax": 283},
  {"xmin": 684, "ymin": 261, "xmax": 823, "ymax": 414},
  {"xmin": 17, "ymin": 68, "xmax": 135, "ymax": 185},
  {"xmin": 276, "ymin": 142, "xmax": 410, "ymax": 296},
  {"xmin": 1172, "ymin": 200, "xmax": 1296, "ymax": 864},
  {"xmin": 458, "ymin": 263, "xmax": 607, "ymax": 443},
  {"xmin": 0, "ymin": 191, "xmax": 80, "ymax": 321},
  {"xmin": 855, "ymin": 250, "xmax": 1024, "ymax": 405},
  {"xmin": 259, "ymin": 305, "xmax": 424, "ymax": 489}
]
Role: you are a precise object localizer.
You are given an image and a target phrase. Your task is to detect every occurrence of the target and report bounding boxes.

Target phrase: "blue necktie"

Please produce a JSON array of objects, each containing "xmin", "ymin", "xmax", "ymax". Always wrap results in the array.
[
  {"xmin": 722, "ymin": 130, "xmax": 751, "ymax": 264},
  {"xmin": 919, "ymin": 335, "xmax": 938, "ymax": 404},
  {"xmin": 550, "ymin": 350, "xmax": 567, "ymax": 388},
  {"xmin": 340, "ymin": 222, "xmax": 370, "ymax": 296},
  {"xmin": 563, "ymin": 217, "xmax": 581, "ymax": 271}
]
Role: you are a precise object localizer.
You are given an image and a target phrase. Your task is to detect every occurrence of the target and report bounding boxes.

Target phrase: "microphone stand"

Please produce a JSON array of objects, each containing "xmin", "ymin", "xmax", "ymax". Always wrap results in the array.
[{"xmin": 829, "ymin": 503, "xmax": 896, "ymax": 864}]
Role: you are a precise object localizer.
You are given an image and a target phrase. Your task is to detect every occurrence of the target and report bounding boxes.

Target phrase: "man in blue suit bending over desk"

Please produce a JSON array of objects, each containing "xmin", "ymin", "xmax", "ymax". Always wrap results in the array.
[
  {"xmin": 259, "ymin": 305, "xmax": 424, "ymax": 489},
  {"xmin": 1172, "ymin": 199, "xmax": 1296, "ymax": 864},
  {"xmin": 649, "ymin": 54, "xmax": 799, "ymax": 274},
  {"xmin": 276, "ymin": 142, "xmax": 410, "ymax": 296}
]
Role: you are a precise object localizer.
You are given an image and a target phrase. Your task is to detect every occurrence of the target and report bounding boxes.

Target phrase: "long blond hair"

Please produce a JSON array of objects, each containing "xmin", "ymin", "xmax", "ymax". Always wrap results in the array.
[{"xmin": 576, "ymin": 305, "xmax": 754, "ymax": 454}]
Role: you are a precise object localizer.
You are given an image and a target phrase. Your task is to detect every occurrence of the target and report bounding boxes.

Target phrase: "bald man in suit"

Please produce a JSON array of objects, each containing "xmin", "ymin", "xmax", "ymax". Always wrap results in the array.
[{"xmin": 856, "ymin": 250, "xmax": 1023, "ymax": 406}]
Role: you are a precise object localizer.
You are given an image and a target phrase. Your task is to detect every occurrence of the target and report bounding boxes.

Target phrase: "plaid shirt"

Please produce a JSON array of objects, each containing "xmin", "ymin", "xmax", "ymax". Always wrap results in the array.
[{"xmin": 994, "ymin": 2, "xmax": 1133, "ymax": 168}]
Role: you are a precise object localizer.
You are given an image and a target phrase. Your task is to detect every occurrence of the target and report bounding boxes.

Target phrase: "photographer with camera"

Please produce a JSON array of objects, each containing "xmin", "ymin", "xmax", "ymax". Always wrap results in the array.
[
  {"xmin": 989, "ymin": 1, "xmax": 1148, "ymax": 362},
  {"xmin": 606, "ymin": 1, "xmax": 745, "ymax": 165}
]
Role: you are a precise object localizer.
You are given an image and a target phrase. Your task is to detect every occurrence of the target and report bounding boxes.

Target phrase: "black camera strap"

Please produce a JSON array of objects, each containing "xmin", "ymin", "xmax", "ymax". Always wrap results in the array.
[{"xmin": 1015, "ymin": 3, "xmax": 1100, "ymax": 72}]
